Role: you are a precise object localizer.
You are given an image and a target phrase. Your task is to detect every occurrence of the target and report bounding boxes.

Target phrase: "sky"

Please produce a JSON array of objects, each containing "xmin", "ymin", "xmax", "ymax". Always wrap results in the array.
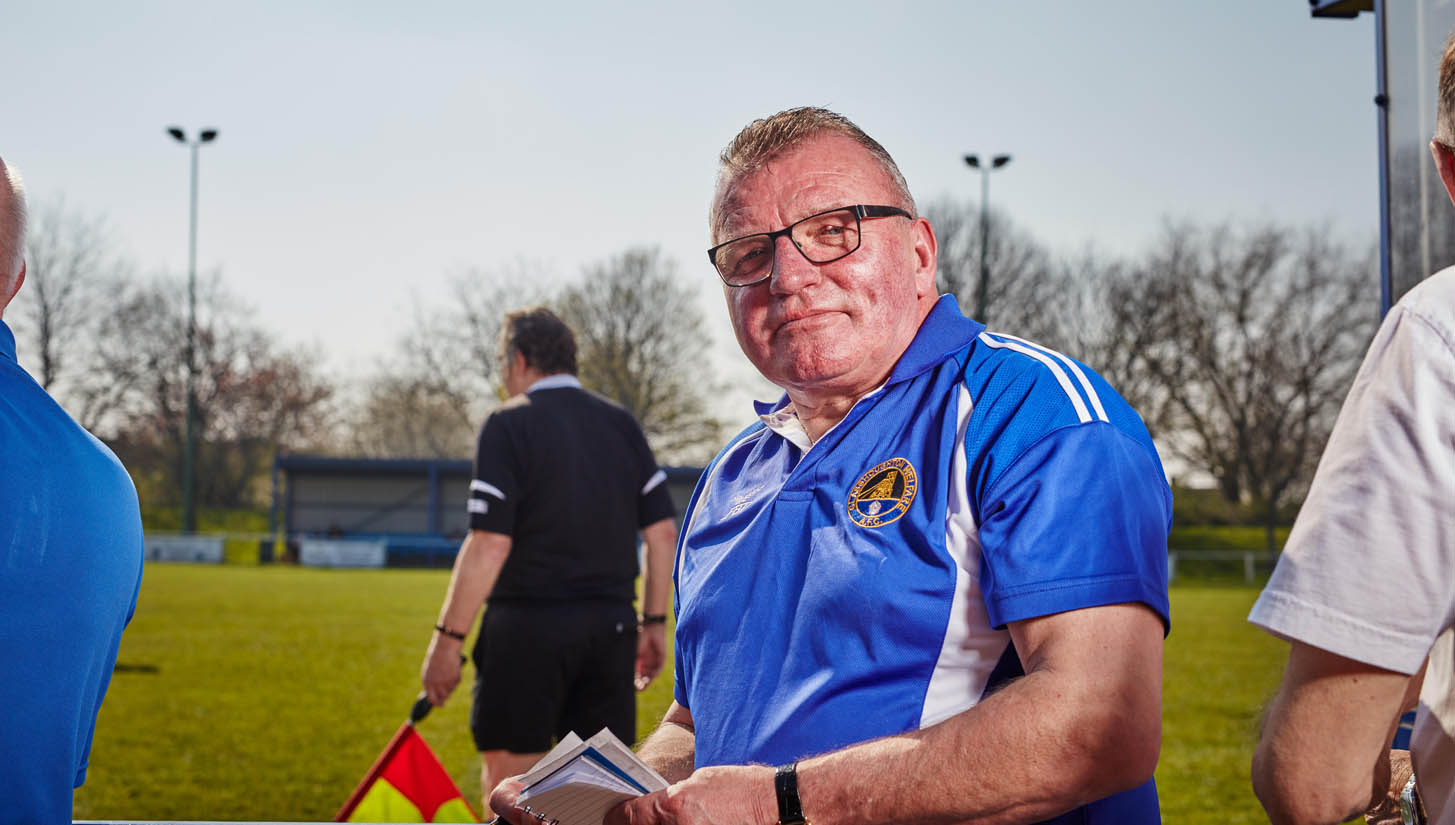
[{"xmin": 1, "ymin": 0, "xmax": 1380, "ymax": 419}]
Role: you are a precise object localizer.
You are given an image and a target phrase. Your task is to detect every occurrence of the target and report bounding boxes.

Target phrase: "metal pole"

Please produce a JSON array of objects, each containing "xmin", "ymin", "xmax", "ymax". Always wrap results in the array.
[
  {"xmin": 1374, "ymin": 0, "xmax": 1392, "ymax": 316},
  {"xmin": 183, "ymin": 141, "xmax": 199, "ymax": 535},
  {"xmin": 975, "ymin": 168, "xmax": 990, "ymax": 322}
]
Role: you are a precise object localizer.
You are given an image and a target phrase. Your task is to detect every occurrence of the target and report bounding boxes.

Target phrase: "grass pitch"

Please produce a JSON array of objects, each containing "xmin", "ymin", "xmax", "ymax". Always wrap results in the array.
[{"xmin": 73, "ymin": 564, "xmax": 1287, "ymax": 822}]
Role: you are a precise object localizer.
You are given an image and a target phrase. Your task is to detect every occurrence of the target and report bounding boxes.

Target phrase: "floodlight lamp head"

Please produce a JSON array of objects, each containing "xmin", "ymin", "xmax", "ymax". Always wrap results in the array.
[
  {"xmin": 199, "ymin": 129, "xmax": 219, "ymax": 143},
  {"xmin": 167, "ymin": 127, "xmax": 187, "ymax": 143},
  {"xmin": 992, "ymin": 154, "xmax": 1012, "ymax": 168},
  {"xmin": 964, "ymin": 154, "xmax": 981, "ymax": 169}
]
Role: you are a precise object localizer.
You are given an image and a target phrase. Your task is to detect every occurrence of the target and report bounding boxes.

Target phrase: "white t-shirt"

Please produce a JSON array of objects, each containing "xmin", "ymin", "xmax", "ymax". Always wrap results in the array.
[{"xmin": 1249, "ymin": 266, "xmax": 1455, "ymax": 823}]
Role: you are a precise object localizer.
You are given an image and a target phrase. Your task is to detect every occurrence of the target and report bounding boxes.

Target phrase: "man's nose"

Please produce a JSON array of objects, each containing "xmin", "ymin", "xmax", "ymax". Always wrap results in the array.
[{"xmin": 769, "ymin": 234, "xmax": 820, "ymax": 294}]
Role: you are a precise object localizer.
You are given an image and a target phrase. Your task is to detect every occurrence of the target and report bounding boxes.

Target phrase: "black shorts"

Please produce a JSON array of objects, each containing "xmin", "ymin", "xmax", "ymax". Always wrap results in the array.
[{"xmin": 470, "ymin": 600, "xmax": 637, "ymax": 754}]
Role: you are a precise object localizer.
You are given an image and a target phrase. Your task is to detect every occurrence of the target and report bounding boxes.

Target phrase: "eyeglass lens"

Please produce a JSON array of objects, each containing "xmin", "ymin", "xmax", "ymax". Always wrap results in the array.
[{"xmin": 716, "ymin": 207, "xmax": 861, "ymax": 286}]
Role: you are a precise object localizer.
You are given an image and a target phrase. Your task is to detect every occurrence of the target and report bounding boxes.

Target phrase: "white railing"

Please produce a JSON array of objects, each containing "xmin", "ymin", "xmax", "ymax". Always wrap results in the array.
[{"xmin": 1167, "ymin": 549, "xmax": 1278, "ymax": 583}]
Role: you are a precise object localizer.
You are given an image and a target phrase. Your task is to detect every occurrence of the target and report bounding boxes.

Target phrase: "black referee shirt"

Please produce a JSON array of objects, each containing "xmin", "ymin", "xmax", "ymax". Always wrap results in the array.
[{"xmin": 467, "ymin": 375, "xmax": 675, "ymax": 603}]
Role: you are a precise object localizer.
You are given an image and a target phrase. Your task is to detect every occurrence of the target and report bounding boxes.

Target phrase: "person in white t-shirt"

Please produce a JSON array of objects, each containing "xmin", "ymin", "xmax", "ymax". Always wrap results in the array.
[{"xmin": 1249, "ymin": 32, "xmax": 1455, "ymax": 825}]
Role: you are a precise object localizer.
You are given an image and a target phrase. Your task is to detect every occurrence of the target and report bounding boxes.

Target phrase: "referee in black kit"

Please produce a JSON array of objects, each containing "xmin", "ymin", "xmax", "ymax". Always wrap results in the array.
[{"xmin": 420, "ymin": 306, "xmax": 678, "ymax": 810}]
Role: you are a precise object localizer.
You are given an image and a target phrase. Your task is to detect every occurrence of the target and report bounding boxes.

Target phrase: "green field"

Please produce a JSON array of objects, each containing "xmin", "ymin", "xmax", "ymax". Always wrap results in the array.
[{"xmin": 73, "ymin": 565, "xmax": 1288, "ymax": 822}]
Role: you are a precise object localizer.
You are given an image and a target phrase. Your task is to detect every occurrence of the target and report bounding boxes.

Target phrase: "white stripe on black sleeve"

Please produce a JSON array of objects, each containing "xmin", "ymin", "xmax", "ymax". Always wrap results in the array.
[
  {"xmin": 641, "ymin": 470, "xmax": 668, "ymax": 496},
  {"xmin": 470, "ymin": 479, "xmax": 506, "ymax": 500}
]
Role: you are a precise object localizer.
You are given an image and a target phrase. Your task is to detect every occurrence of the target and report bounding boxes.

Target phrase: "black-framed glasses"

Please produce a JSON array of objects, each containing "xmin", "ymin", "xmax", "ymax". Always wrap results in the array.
[{"xmin": 707, "ymin": 204, "xmax": 913, "ymax": 287}]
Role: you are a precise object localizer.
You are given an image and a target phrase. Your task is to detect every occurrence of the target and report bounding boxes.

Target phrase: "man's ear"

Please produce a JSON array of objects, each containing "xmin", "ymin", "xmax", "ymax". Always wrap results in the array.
[
  {"xmin": 911, "ymin": 217, "xmax": 939, "ymax": 299},
  {"xmin": 1431, "ymin": 140, "xmax": 1455, "ymax": 208},
  {"xmin": 3, "ymin": 261, "xmax": 24, "ymax": 307}
]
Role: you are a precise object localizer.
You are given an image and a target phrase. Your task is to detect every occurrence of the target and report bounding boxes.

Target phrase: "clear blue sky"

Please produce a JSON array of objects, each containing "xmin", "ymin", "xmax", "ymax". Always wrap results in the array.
[{"xmin": 1, "ymin": 0, "xmax": 1379, "ymax": 414}]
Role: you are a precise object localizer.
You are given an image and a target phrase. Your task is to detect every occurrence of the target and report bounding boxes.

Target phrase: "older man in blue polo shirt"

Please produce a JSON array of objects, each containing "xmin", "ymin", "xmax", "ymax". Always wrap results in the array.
[
  {"xmin": 0, "ymin": 156, "xmax": 145, "ymax": 824},
  {"xmin": 490, "ymin": 109, "xmax": 1172, "ymax": 825}
]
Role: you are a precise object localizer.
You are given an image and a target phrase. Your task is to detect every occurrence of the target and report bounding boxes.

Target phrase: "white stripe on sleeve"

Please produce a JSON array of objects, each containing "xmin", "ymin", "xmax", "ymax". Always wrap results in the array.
[
  {"xmin": 470, "ymin": 480, "xmax": 506, "ymax": 500},
  {"xmin": 992, "ymin": 333, "xmax": 1109, "ymax": 423},
  {"xmin": 641, "ymin": 470, "xmax": 668, "ymax": 496},
  {"xmin": 977, "ymin": 333, "xmax": 1093, "ymax": 424}
]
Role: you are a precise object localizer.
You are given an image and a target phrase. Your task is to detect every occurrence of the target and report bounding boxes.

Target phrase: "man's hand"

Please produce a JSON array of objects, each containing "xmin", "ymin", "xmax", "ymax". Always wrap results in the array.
[
  {"xmin": 420, "ymin": 634, "xmax": 463, "ymax": 707},
  {"xmin": 605, "ymin": 765, "xmax": 776, "ymax": 825},
  {"xmin": 636, "ymin": 623, "xmax": 667, "ymax": 691},
  {"xmin": 488, "ymin": 775, "xmax": 529, "ymax": 825},
  {"xmin": 1364, "ymin": 749, "xmax": 1415, "ymax": 825}
]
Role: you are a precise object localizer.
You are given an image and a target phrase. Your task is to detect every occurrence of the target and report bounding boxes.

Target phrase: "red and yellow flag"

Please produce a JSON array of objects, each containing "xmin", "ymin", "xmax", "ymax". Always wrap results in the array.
[{"xmin": 336, "ymin": 722, "xmax": 480, "ymax": 823}]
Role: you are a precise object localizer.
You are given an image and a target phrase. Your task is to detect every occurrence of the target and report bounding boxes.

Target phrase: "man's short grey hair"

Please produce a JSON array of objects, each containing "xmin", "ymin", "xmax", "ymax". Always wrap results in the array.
[
  {"xmin": 709, "ymin": 106, "xmax": 917, "ymax": 243},
  {"xmin": 0, "ymin": 158, "xmax": 26, "ymax": 288},
  {"xmin": 1438, "ymin": 32, "xmax": 1455, "ymax": 147}
]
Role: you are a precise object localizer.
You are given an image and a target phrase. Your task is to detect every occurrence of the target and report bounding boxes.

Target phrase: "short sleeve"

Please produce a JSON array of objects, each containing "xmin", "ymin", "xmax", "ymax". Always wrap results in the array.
[
  {"xmin": 673, "ymin": 622, "xmax": 691, "ymax": 710},
  {"xmin": 626, "ymin": 419, "xmax": 675, "ymax": 527},
  {"xmin": 639, "ymin": 471, "xmax": 674, "ymax": 527},
  {"xmin": 468, "ymin": 413, "xmax": 519, "ymax": 534},
  {"xmin": 976, "ymin": 422, "xmax": 1172, "ymax": 630},
  {"xmin": 1249, "ymin": 297, "xmax": 1455, "ymax": 674}
]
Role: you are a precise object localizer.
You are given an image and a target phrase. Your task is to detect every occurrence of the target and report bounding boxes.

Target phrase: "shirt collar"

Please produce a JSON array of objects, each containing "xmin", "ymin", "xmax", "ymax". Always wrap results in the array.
[
  {"xmin": 527, "ymin": 373, "xmax": 583, "ymax": 393},
  {"xmin": 885, "ymin": 293, "xmax": 984, "ymax": 383},
  {"xmin": 756, "ymin": 399, "xmax": 813, "ymax": 452},
  {"xmin": 0, "ymin": 320, "xmax": 15, "ymax": 364}
]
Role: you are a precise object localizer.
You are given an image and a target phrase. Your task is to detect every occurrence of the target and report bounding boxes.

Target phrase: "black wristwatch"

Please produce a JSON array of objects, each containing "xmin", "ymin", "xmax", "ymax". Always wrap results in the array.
[{"xmin": 775, "ymin": 762, "xmax": 808, "ymax": 825}]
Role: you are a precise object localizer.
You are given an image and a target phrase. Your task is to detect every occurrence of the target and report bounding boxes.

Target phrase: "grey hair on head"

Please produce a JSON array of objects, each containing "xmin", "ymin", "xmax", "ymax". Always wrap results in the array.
[
  {"xmin": 0, "ymin": 158, "xmax": 27, "ymax": 288},
  {"xmin": 709, "ymin": 106, "xmax": 916, "ymax": 243},
  {"xmin": 1438, "ymin": 32, "xmax": 1455, "ymax": 147}
]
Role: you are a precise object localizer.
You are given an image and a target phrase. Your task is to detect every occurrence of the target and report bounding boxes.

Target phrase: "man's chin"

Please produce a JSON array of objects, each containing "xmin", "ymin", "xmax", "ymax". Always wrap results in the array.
[{"xmin": 767, "ymin": 358, "xmax": 857, "ymax": 393}]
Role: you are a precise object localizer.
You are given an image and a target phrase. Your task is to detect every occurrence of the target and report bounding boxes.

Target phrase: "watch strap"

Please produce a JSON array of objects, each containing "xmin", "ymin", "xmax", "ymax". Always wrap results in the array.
[{"xmin": 775, "ymin": 762, "xmax": 807, "ymax": 825}]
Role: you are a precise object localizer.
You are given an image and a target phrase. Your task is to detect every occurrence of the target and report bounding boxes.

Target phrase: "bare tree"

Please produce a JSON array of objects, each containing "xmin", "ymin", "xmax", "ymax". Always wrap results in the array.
[
  {"xmin": 924, "ymin": 196, "xmax": 1062, "ymax": 343},
  {"xmin": 346, "ymin": 372, "xmax": 481, "ymax": 459},
  {"xmin": 1133, "ymin": 220, "xmax": 1378, "ymax": 551},
  {"xmin": 347, "ymin": 251, "xmax": 722, "ymax": 463},
  {"xmin": 1052, "ymin": 247, "xmax": 1181, "ymax": 439},
  {"xmin": 13, "ymin": 198, "xmax": 129, "ymax": 395},
  {"xmin": 558, "ymin": 247, "xmax": 724, "ymax": 464},
  {"xmin": 345, "ymin": 263, "xmax": 548, "ymax": 458},
  {"xmin": 82, "ymin": 275, "xmax": 333, "ymax": 509}
]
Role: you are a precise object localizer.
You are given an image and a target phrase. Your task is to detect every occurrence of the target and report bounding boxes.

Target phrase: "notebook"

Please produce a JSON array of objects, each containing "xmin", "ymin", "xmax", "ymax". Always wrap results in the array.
[{"xmin": 515, "ymin": 728, "xmax": 669, "ymax": 825}]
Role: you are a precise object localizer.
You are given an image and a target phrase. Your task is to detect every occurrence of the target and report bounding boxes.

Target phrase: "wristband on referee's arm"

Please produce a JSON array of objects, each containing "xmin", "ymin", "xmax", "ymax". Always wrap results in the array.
[
  {"xmin": 639, "ymin": 613, "xmax": 668, "ymax": 626},
  {"xmin": 775, "ymin": 762, "xmax": 808, "ymax": 825},
  {"xmin": 434, "ymin": 623, "xmax": 466, "ymax": 641}
]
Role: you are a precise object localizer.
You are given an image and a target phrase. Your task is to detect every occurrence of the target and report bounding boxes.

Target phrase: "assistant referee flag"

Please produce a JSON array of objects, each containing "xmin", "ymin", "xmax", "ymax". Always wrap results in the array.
[{"xmin": 336, "ymin": 697, "xmax": 480, "ymax": 823}]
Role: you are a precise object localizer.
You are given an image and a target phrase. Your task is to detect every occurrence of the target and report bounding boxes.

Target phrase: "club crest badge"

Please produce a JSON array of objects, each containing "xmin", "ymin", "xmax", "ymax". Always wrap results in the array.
[{"xmin": 847, "ymin": 457, "xmax": 917, "ymax": 528}]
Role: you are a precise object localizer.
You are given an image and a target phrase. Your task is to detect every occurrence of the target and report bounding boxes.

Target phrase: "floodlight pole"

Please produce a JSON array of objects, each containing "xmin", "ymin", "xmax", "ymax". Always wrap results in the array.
[
  {"xmin": 167, "ymin": 126, "xmax": 219, "ymax": 535},
  {"xmin": 964, "ymin": 153, "xmax": 1012, "ymax": 323}
]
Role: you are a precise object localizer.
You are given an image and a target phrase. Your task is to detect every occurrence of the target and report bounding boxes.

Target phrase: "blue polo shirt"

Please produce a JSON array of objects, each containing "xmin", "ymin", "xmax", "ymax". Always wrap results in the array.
[
  {"xmin": 0, "ymin": 319, "xmax": 144, "ymax": 824},
  {"xmin": 673, "ymin": 295, "xmax": 1170, "ymax": 824}
]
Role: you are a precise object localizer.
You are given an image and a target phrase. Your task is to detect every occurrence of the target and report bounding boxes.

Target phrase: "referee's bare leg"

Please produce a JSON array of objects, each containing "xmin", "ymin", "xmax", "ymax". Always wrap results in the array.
[{"xmin": 483, "ymin": 749, "xmax": 544, "ymax": 820}]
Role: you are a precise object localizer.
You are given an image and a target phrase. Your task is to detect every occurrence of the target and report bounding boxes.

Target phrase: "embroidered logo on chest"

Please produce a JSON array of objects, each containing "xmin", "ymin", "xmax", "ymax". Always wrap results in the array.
[
  {"xmin": 726, "ymin": 485, "xmax": 763, "ymax": 517},
  {"xmin": 846, "ymin": 457, "xmax": 917, "ymax": 528}
]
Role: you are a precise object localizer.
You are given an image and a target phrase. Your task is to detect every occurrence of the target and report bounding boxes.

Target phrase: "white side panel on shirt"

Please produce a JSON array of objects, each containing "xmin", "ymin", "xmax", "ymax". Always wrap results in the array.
[{"xmin": 921, "ymin": 383, "xmax": 1012, "ymax": 728}]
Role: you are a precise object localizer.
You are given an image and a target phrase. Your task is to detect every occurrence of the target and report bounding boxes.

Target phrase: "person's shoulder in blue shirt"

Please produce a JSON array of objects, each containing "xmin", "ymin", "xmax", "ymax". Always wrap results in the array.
[{"xmin": 0, "ymin": 158, "xmax": 144, "ymax": 825}]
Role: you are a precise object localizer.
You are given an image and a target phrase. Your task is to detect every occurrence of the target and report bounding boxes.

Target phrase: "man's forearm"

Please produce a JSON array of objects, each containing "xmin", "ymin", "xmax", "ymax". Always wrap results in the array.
[
  {"xmin": 436, "ymin": 531, "xmax": 511, "ymax": 635},
  {"xmin": 639, "ymin": 518, "xmax": 676, "ymax": 618},
  {"xmin": 637, "ymin": 717, "xmax": 697, "ymax": 784},
  {"xmin": 1251, "ymin": 642, "xmax": 1415, "ymax": 825},
  {"xmin": 795, "ymin": 663, "xmax": 1159, "ymax": 825}
]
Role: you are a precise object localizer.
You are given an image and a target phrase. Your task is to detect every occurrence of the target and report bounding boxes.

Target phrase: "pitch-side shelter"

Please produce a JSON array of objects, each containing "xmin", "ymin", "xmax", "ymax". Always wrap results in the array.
[{"xmin": 269, "ymin": 454, "xmax": 703, "ymax": 569}]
